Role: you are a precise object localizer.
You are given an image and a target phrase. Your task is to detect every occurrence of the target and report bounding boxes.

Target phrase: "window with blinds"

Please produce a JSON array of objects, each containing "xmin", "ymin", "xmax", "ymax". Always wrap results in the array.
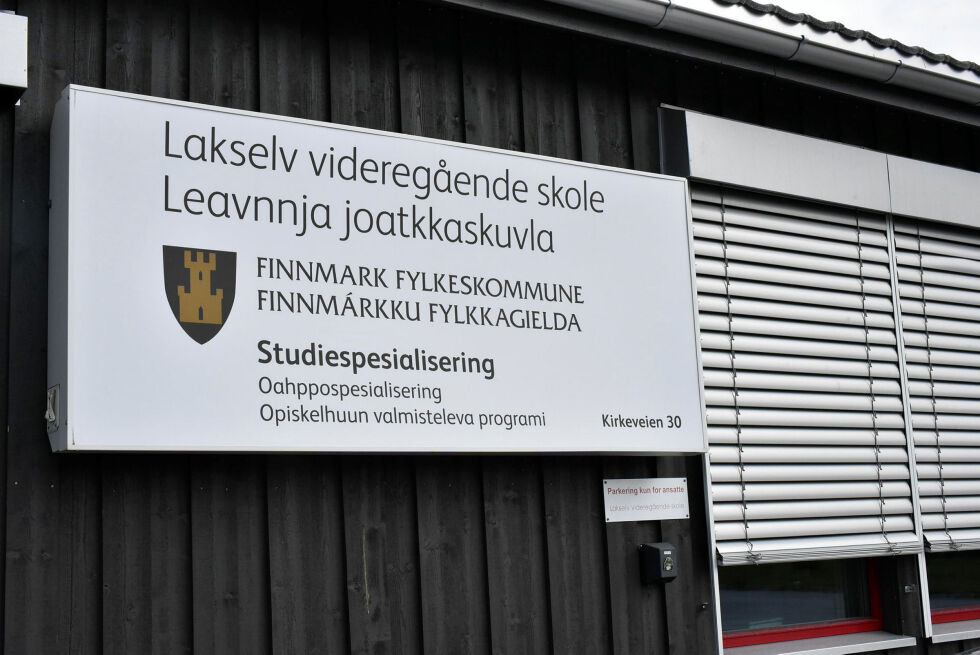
[
  {"xmin": 894, "ymin": 219, "xmax": 980, "ymax": 552},
  {"xmin": 692, "ymin": 186, "xmax": 922, "ymax": 565}
]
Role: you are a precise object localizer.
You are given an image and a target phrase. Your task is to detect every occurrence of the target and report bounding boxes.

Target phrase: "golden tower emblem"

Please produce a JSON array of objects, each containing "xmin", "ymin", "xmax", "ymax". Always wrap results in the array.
[{"xmin": 163, "ymin": 245, "xmax": 237, "ymax": 344}]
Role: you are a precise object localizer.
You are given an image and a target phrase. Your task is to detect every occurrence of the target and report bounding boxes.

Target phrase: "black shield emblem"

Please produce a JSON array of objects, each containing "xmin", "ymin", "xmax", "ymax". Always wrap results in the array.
[{"xmin": 163, "ymin": 246, "xmax": 237, "ymax": 344}]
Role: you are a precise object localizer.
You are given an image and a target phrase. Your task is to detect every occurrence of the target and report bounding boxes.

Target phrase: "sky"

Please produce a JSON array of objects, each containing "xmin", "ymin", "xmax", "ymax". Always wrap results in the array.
[{"xmin": 772, "ymin": 0, "xmax": 980, "ymax": 64}]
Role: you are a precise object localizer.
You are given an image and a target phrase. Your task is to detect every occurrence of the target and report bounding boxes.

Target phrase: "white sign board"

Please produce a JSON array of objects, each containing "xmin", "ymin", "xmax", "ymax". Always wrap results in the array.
[
  {"xmin": 47, "ymin": 85, "xmax": 706, "ymax": 453},
  {"xmin": 603, "ymin": 478, "xmax": 690, "ymax": 522}
]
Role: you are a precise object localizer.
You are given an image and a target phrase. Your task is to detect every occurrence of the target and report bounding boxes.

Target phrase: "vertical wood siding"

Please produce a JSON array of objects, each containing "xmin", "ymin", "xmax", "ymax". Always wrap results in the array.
[{"xmin": 0, "ymin": 1, "xmax": 979, "ymax": 654}]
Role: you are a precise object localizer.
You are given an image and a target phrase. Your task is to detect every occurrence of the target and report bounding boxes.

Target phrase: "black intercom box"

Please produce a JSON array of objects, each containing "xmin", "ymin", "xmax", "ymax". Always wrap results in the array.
[{"xmin": 639, "ymin": 543, "xmax": 678, "ymax": 584}]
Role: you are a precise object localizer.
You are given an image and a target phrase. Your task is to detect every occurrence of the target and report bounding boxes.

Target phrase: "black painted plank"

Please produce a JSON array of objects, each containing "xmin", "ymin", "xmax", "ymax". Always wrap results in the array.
[
  {"xmin": 190, "ymin": 456, "xmax": 270, "ymax": 655},
  {"xmin": 459, "ymin": 14, "xmax": 551, "ymax": 655},
  {"xmin": 4, "ymin": 0, "xmax": 103, "ymax": 652},
  {"xmin": 258, "ymin": 1, "xmax": 328, "ymax": 120},
  {"xmin": 481, "ymin": 457, "xmax": 551, "ymax": 655},
  {"xmin": 460, "ymin": 14, "xmax": 522, "ymax": 151},
  {"xmin": 716, "ymin": 68, "xmax": 764, "ymax": 125},
  {"xmin": 70, "ymin": 1, "xmax": 106, "ymax": 650},
  {"xmin": 328, "ymin": 3, "xmax": 423, "ymax": 654},
  {"xmin": 397, "ymin": 2, "xmax": 463, "ymax": 142},
  {"xmin": 518, "ymin": 26, "xmax": 578, "ymax": 160},
  {"xmin": 602, "ymin": 457, "xmax": 667, "ymax": 655},
  {"xmin": 0, "ymin": 74, "xmax": 12, "ymax": 655},
  {"xmin": 342, "ymin": 457, "xmax": 422, "ymax": 655},
  {"xmin": 398, "ymin": 4, "xmax": 490, "ymax": 654},
  {"xmin": 800, "ymin": 90, "xmax": 840, "ymax": 142},
  {"xmin": 106, "ymin": 0, "xmax": 188, "ymax": 99},
  {"xmin": 541, "ymin": 457, "xmax": 611, "ymax": 655},
  {"xmin": 328, "ymin": 0, "xmax": 401, "ymax": 132},
  {"xmin": 673, "ymin": 58, "xmax": 722, "ymax": 117},
  {"xmin": 576, "ymin": 41, "xmax": 631, "ymax": 169},
  {"xmin": 188, "ymin": 4, "xmax": 270, "ymax": 655},
  {"xmin": 834, "ymin": 97, "xmax": 876, "ymax": 149},
  {"xmin": 415, "ymin": 456, "xmax": 490, "ymax": 654},
  {"xmin": 519, "ymin": 24, "xmax": 611, "ymax": 655},
  {"xmin": 577, "ymin": 59, "xmax": 665, "ymax": 654},
  {"xmin": 102, "ymin": 4, "xmax": 193, "ymax": 652},
  {"xmin": 627, "ymin": 50, "xmax": 672, "ymax": 174},
  {"xmin": 940, "ymin": 122, "xmax": 973, "ymax": 170},
  {"xmin": 871, "ymin": 106, "xmax": 909, "ymax": 157},
  {"xmin": 189, "ymin": 0, "xmax": 258, "ymax": 110},
  {"xmin": 905, "ymin": 114, "xmax": 942, "ymax": 165},
  {"xmin": 267, "ymin": 456, "xmax": 348, "ymax": 655},
  {"xmin": 256, "ymin": 7, "xmax": 347, "ymax": 654},
  {"xmin": 761, "ymin": 78, "xmax": 803, "ymax": 133},
  {"xmin": 660, "ymin": 455, "xmax": 717, "ymax": 655},
  {"xmin": 102, "ymin": 457, "xmax": 193, "ymax": 655}
]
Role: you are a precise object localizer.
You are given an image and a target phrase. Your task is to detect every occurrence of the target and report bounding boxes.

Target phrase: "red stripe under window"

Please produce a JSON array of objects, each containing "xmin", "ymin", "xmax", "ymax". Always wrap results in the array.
[
  {"xmin": 932, "ymin": 605, "xmax": 980, "ymax": 624},
  {"xmin": 724, "ymin": 617, "xmax": 883, "ymax": 648}
]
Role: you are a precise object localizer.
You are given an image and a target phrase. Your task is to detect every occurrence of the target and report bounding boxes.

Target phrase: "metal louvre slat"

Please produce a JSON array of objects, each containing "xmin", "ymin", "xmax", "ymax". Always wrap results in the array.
[
  {"xmin": 902, "ymin": 330, "xmax": 980, "ymax": 351},
  {"xmin": 904, "ymin": 347, "xmax": 980, "ymax": 368},
  {"xmin": 712, "ymin": 481, "xmax": 912, "ymax": 502},
  {"xmin": 692, "ymin": 202, "xmax": 889, "ymax": 246},
  {"xmin": 701, "ymin": 352, "xmax": 899, "ymax": 377},
  {"xmin": 911, "ymin": 413, "xmax": 980, "ymax": 430},
  {"xmin": 700, "ymin": 334, "xmax": 897, "ymax": 361},
  {"xmin": 692, "ymin": 188, "xmax": 887, "ymax": 230},
  {"xmin": 898, "ymin": 281, "xmax": 980, "ymax": 306},
  {"xmin": 894, "ymin": 232, "xmax": 980, "ymax": 262},
  {"xmin": 705, "ymin": 390, "xmax": 903, "ymax": 412},
  {"xmin": 913, "ymin": 431, "xmax": 980, "ymax": 446},
  {"xmin": 914, "ymin": 446, "xmax": 980, "ymax": 462},
  {"xmin": 709, "ymin": 426, "xmax": 907, "ymax": 446},
  {"xmin": 713, "ymin": 498, "xmax": 913, "ymax": 521},
  {"xmin": 698, "ymin": 295, "xmax": 894, "ymax": 328},
  {"xmin": 706, "ymin": 408, "xmax": 905, "ymax": 429},
  {"xmin": 709, "ymin": 445, "xmax": 908, "ymax": 464},
  {"xmin": 694, "ymin": 255, "xmax": 891, "ymax": 296},
  {"xmin": 895, "ymin": 219, "xmax": 980, "ymax": 249},
  {"xmin": 900, "ymin": 298, "xmax": 980, "ymax": 322},
  {"xmin": 700, "ymin": 314, "xmax": 896, "ymax": 345},
  {"xmin": 710, "ymin": 464, "xmax": 910, "ymax": 483},
  {"xmin": 901, "ymin": 314, "xmax": 980, "ymax": 337},
  {"xmin": 906, "ymin": 364, "xmax": 980, "ymax": 383},
  {"xmin": 703, "ymin": 370, "xmax": 901, "ymax": 394},
  {"xmin": 715, "ymin": 516, "xmax": 915, "ymax": 541},
  {"xmin": 918, "ymin": 480, "xmax": 980, "ymax": 495},
  {"xmin": 920, "ymin": 496, "xmax": 980, "ymax": 513},
  {"xmin": 697, "ymin": 276, "xmax": 892, "ymax": 313},
  {"xmin": 717, "ymin": 533, "xmax": 921, "ymax": 565},
  {"xmin": 908, "ymin": 380, "xmax": 980, "ymax": 398},
  {"xmin": 897, "ymin": 262, "xmax": 980, "ymax": 290},
  {"xmin": 915, "ymin": 463, "xmax": 980, "ymax": 479},
  {"xmin": 692, "ymin": 210, "xmax": 888, "ymax": 254},
  {"xmin": 697, "ymin": 188, "xmax": 918, "ymax": 565},
  {"xmin": 694, "ymin": 239, "xmax": 891, "ymax": 279}
]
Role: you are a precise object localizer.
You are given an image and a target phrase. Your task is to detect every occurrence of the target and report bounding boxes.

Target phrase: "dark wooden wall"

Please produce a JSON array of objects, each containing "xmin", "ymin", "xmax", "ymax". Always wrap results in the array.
[{"xmin": 0, "ymin": 1, "xmax": 978, "ymax": 654}]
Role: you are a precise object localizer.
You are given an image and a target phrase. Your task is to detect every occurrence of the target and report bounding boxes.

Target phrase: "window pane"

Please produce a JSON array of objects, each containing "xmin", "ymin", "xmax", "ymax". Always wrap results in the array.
[
  {"xmin": 719, "ymin": 559, "xmax": 872, "ymax": 632},
  {"xmin": 928, "ymin": 551, "xmax": 980, "ymax": 610}
]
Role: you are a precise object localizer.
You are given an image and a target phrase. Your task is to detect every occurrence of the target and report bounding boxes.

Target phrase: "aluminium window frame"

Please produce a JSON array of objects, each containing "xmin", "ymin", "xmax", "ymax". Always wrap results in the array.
[{"xmin": 661, "ymin": 105, "xmax": 980, "ymax": 653}]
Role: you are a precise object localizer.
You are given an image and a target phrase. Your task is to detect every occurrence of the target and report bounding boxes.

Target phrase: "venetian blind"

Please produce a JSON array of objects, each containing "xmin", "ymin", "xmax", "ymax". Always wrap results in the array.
[
  {"xmin": 894, "ymin": 218, "xmax": 980, "ymax": 552},
  {"xmin": 693, "ymin": 186, "xmax": 921, "ymax": 565}
]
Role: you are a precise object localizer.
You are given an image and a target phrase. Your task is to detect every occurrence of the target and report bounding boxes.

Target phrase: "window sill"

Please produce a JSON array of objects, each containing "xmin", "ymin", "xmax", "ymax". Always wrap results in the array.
[
  {"xmin": 931, "ymin": 618, "xmax": 980, "ymax": 644},
  {"xmin": 725, "ymin": 631, "xmax": 916, "ymax": 655}
]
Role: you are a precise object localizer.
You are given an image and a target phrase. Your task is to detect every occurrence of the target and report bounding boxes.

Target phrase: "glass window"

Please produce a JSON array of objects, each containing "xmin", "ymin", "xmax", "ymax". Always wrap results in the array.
[
  {"xmin": 719, "ymin": 559, "xmax": 880, "ymax": 647},
  {"xmin": 928, "ymin": 551, "xmax": 980, "ymax": 623}
]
